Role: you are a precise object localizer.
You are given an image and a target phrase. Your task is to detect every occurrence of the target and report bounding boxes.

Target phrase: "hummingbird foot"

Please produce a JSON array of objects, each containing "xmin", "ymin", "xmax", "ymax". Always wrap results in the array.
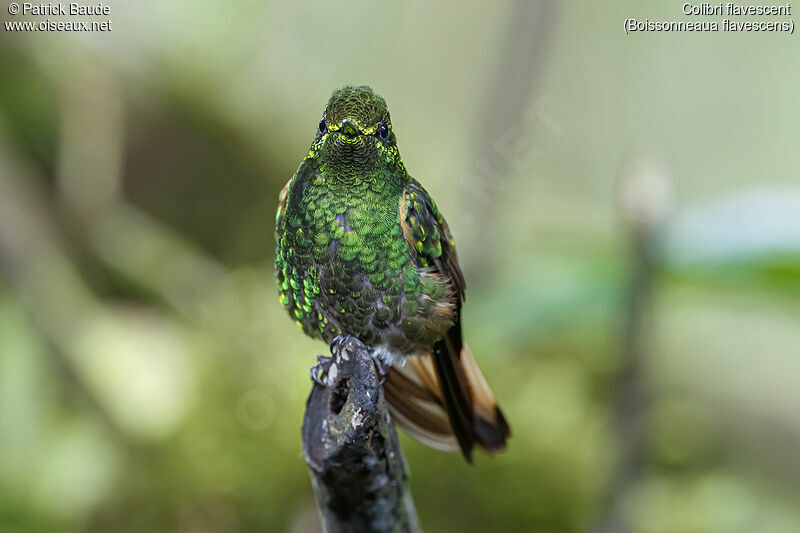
[
  {"xmin": 314, "ymin": 336, "xmax": 393, "ymax": 385},
  {"xmin": 310, "ymin": 354, "xmax": 334, "ymax": 385},
  {"xmin": 310, "ymin": 335, "xmax": 348, "ymax": 385},
  {"xmin": 368, "ymin": 346, "xmax": 393, "ymax": 385},
  {"xmin": 329, "ymin": 334, "xmax": 346, "ymax": 354}
]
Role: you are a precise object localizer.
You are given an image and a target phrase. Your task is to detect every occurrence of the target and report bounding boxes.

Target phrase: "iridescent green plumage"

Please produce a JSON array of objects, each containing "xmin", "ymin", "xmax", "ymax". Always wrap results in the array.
[
  {"xmin": 275, "ymin": 86, "xmax": 457, "ymax": 352},
  {"xmin": 275, "ymin": 86, "xmax": 508, "ymax": 460}
]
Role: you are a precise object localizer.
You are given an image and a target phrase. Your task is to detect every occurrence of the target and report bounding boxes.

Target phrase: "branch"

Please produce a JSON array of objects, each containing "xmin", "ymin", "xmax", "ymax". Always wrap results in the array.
[
  {"xmin": 302, "ymin": 336, "xmax": 419, "ymax": 533},
  {"xmin": 594, "ymin": 157, "xmax": 672, "ymax": 533}
]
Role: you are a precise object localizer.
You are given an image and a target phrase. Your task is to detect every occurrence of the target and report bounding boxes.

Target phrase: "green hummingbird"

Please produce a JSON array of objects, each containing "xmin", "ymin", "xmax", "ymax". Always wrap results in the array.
[{"xmin": 275, "ymin": 86, "xmax": 509, "ymax": 461}]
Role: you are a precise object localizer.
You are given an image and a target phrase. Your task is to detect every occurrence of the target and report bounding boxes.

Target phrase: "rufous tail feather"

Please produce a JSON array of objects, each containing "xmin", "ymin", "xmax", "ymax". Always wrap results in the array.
[{"xmin": 383, "ymin": 343, "xmax": 510, "ymax": 461}]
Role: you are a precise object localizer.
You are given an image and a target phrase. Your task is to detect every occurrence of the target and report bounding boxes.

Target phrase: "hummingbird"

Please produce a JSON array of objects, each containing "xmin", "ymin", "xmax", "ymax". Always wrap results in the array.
[{"xmin": 275, "ymin": 86, "xmax": 509, "ymax": 461}]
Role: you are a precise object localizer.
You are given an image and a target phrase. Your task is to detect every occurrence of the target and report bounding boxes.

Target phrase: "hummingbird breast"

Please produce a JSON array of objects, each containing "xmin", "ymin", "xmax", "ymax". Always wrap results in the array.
[{"xmin": 276, "ymin": 166, "xmax": 455, "ymax": 354}]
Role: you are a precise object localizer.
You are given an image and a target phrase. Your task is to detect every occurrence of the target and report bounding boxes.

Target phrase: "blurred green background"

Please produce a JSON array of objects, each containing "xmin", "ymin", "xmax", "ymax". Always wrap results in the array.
[{"xmin": 1, "ymin": 1, "xmax": 799, "ymax": 532}]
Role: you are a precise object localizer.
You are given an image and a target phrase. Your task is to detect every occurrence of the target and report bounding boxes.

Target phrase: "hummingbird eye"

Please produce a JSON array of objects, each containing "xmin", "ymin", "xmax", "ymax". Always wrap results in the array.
[
  {"xmin": 318, "ymin": 118, "xmax": 327, "ymax": 136},
  {"xmin": 376, "ymin": 121, "xmax": 389, "ymax": 141}
]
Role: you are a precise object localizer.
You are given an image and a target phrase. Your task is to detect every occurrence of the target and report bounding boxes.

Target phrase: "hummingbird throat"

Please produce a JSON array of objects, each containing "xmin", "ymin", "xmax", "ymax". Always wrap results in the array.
[{"xmin": 320, "ymin": 135, "xmax": 382, "ymax": 183}]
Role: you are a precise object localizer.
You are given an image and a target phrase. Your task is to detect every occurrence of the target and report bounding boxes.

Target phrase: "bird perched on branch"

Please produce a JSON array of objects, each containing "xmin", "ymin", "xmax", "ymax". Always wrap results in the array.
[{"xmin": 275, "ymin": 86, "xmax": 509, "ymax": 461}]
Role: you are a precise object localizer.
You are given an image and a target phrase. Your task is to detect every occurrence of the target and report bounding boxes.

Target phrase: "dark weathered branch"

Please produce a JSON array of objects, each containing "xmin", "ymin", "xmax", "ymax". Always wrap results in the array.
[
  {"xmin": 594, "ymin": 158, "xmax": 672, "ymax": 533},
  {"xmin": 302, "ymin": 336, "xmax": 419, "ymax": 533}
]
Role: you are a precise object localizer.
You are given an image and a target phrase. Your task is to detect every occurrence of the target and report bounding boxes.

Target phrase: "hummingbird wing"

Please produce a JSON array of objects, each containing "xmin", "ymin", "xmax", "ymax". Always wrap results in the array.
[
  {"xmin": 390, "ymin": 180, "xmax": 510, "ymax": 461},
  {"xmin": 274, "ymin": 178, "xmax": 291, "ymax": 242}
]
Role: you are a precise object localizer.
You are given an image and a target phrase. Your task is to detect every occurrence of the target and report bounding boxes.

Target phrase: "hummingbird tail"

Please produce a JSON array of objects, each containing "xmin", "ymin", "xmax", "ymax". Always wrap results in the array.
[{"xmin": 383, "ymin": 342, "xmax": 510, "ymax": 461}]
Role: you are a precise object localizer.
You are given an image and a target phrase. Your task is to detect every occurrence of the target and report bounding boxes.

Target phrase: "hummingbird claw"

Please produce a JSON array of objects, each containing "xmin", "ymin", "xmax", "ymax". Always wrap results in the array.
[
  {"xmin": 311, "ymin": 335, "xmax": 348, "ymax": 385},
  {"xmin": 329, "ymin": 334, "xmax": 346, "ymax": 354},
  {"xmin": 378, "ymin": 371, "xmax": 389, "ymax": 386},
  {"xmin": 368, "ymin": 348, "xmax": 392, "ymax": 385},
  {"xmin": 317, "ymin": 335, "xmax": 391, "ymax": 385},
  {"xmin": 310, "ymin": 354, "xmax": 334, "ymax": 386}
]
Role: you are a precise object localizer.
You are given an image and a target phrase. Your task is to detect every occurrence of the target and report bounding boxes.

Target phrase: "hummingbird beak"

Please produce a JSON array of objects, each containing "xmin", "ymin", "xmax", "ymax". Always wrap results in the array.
[{"xmin": 339, "ymin": 119, "xmax": 360, "ymax": 138}]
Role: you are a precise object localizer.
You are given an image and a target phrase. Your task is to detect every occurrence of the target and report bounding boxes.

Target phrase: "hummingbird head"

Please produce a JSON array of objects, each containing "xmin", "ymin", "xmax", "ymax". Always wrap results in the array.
[{"xmin": 308, "ymin": 86, "xmax": 404, "ymax": 182}]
